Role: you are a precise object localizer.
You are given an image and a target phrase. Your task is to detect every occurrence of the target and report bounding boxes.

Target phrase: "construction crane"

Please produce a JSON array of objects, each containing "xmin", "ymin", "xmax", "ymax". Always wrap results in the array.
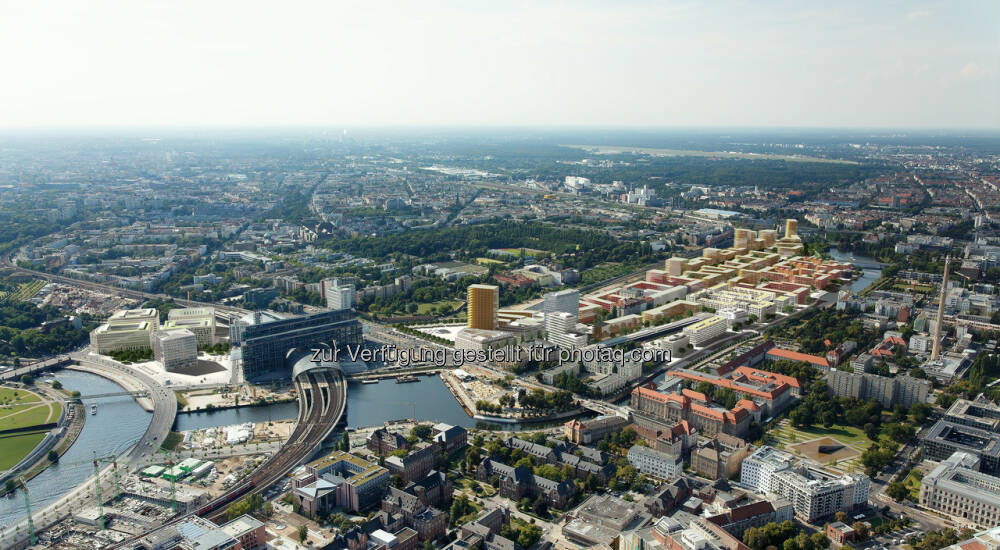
[
  {"xmin": 167, "ymin": 457, "xmax": 177, "ymax": 512},
  {"xmin": 92, "ymin": 452, "xmax": 106, "ymax": 530},
  {"xmin": 19, "ymin": 476, "xmax": 35, "ymax": 546},
  {"xmin": 92, "ymin": 454, "xmax": 123, "ymax": 502}
]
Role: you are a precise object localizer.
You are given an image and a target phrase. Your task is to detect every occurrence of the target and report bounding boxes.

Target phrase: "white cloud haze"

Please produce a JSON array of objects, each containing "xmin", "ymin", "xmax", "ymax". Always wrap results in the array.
[{"xmin": 0, "ymin": 0, "xmax": 997, "ymax": 128}]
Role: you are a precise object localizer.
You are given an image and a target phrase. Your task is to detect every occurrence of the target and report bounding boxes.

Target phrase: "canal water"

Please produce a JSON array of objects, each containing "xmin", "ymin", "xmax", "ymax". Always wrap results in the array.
[
  {"xmin": 2, "ymin": 369, "xmax": 537, "ymax": 525},
  {"xmin": 0, "ymin": 370, "xmax": 150, "ymax": 526},
  {"xmin": 828, "ymin": 248, "xmax": 884, "ymax": 293},
  {"xmin": 173, "ymin": 377, "xmax": 478, "ymax": 432}
]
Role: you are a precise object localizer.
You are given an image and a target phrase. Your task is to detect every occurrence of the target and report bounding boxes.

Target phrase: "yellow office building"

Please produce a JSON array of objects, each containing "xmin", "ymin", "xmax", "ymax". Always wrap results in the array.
[{"xmin": 467, "ymin": 284, "xmax": 499, "ymax": 330}]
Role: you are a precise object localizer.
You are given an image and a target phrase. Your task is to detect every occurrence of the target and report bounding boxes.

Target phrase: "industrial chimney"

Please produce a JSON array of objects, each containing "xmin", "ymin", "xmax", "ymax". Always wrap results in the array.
[{"xmin": 931, "ymin": 256, "xmax": 951, "ymax": 361}]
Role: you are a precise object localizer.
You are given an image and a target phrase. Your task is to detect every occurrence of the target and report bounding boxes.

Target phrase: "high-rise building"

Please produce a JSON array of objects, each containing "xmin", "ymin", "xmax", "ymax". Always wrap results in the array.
[
  {"xmin": 467, "ymin": 284, "xmax": 499, "ymax": 330},
  {"xmin": 785, "ymin": 219, "xmax": 798, "ymax": 239},
  {"xmin": 547, "ymin": 311, "xmax": 589, "ymax": 349},
  {"xmin": 231, "ymin": 309, "xmax": 362, "ymax": 380},
  {"xmin": 543, "ymin": 289, "xmax": 579, "ymax": 322}
]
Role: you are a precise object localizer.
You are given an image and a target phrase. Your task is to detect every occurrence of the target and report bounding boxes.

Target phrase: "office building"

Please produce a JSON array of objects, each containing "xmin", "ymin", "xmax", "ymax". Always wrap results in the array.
[
  {"xmin": 740, "ymin": 446, "xmax": 869, "ymax": 522},
  {"xmin": 476, "ymin": 458, "xmax": 575, "ymax": 509},
  {"xmin": 467, "ymin": 284, "xmax": 499, "ymax": 330},
  {"xmin": 630, "ymin": 385, "xmax": 756, "ymax": 438},
  {"xmin": 90, "ymin": 319, "xmax": 156, "ymax": 354},
  {"xmin": 137, "ymin": 514, "xmax": 264, "ymax": 550},
  {"xmin": 666, "ymin": 365, "xmax": 799, "ymax": 417},
  {"xmin": 944, "ymin": 399, "xmax": 1000, "ymax": 432},
  {"xmin": 706, "ymin": 499, "xmax": 794, "ymax": 539},
  {"xmin": 163, "ymin": 308, "xmax": 217, "ymax": 348},
  {"xmin": 920, "ymin": 451, "xmax": 1000, "ymax": 528},
  {"xmin": 563, "ymin": 494, "xmax": 644, "ymax": 547},
  {"xmin": 921, "ymin": 420, "xmax": 1000, "ymax": 474},
  {"xmin": 544, "ymin": 289, "xmax": 579, "ymax": 320},
  {"xmin": 385, "ymin": 442, "xmax": 441, "ymax": 484},
  {"xmin": 628, "ymin": 444, "xmax": 683, "ymax": 480},
  {"xmin": 291, "ymin": 451, "xmax": 390, "ymax": 514},
  {"xmin": 325, "ymin": 279, "xmax": 355, "ymax": 311},
  {"xmin": 153, "ymin": 329, "xmax": 198, "ymax": 372},
  {"xmin": 231, "ymin": 309, "xmax": 361, "ymax": 380},
  {"xmin": 939, "ymin": 526, "xmax": 1000, "ymax": 550},
  {"xmin": 110, "ymin": 308, "xmax": 161, "ymax": 330},
  {"xmin": 825, "ymin": 370, "xmax": 930, "ymax": 408},
  {"xmin": 546, "ymin": 311, "xmax": 589, "ymax": 349}
]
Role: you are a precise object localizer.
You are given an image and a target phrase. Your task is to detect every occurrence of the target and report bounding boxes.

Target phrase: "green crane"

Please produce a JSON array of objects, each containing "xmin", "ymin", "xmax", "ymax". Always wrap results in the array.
[
  {"xmin": 91, "ymin": 452, "xmax": 106, "ymax": 529},
  {"xmin": 19, "ymin": 476, "xmax": 35, "ymax": 546}
]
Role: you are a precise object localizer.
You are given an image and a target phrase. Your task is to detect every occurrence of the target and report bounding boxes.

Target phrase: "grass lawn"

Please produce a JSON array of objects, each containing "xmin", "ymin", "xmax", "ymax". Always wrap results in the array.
[
  {"xmin": 160, "ymin": 431, "xmax": 183, "ymax": 452},
  {"xmin": 475, "ymin": 257, "xmax": 506, "ymax": 265},
  {"xmin": 0, "ymin": 387, "xmax": 60, "ymax": 431},
  {"xmin": 0, "ymin": 387, "xmax": 42, "ymax": 406},
  {"xmin": 416, "ymin": 300, "xmax": 463, "ymax": 315},
  {"xmin": 903, "ymin": 471, "xmax": 923, "ymax": 501},
  {"xmin": 498, "ymin": 248, "xmax": 547, "ymax": 256},
  {"xmin": 782, "ymin": 423, "xmax": 871, "ymax": 447},
  {"xmin": 1, "ymin": 402, "xmax": 61, "ymax": 430},
  {"xmin": 0, "ymin": 429, "xmax": 49, "ymax": 469}
]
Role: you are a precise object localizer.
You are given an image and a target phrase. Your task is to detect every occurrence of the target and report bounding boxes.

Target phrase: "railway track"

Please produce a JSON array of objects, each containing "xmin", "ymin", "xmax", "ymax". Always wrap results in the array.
[{"xmin": 108, "ymin": 368, "xmax": 346, "ymax": 548}]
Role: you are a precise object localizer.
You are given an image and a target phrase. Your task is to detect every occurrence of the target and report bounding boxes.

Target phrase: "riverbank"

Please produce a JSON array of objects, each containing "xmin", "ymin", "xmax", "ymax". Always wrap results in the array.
[
  {"xmin": 176, "ymin": 397, "xmax": 297, "ymax": 415},
  {"xmin": 439, "ymin": 368, "xmax": 587, "ymax": 427},
  {"xmin": 0, "ymin": 385, "xmax": 84, "ymax": 497}
]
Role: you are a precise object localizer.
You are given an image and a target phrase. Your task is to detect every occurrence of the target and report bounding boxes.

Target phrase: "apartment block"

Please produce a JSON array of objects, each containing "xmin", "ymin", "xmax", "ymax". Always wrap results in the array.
[
  {"xmin": 628, "ymin": 444, "xmax": 683, "ymax": 481},
  {"xmin": 740, "ymin": 446, "xmax": 870, "ymax": 522},
  {"xmin": 825, "ymin": 370, "xmax": 930, "ymax": 408}
]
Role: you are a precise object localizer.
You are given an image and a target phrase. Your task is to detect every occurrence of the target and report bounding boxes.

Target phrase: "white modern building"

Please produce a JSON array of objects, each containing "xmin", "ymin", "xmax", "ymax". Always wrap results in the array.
[
  {"xmin": 741, "ymin": 446, "xmax": 870, "ymax": 522},
  {"xmin": 91, "ymin": 320, "xmax": 156, "ymax": 353},
  {"xmin": 544, "ymin": 289, "xmax": 580, "ymax": 321},
  {"xmin": 163, "ymin": 308, "xmax": 217, "ymax": 348},
  {"xmin": 628, "ymin": 444, "xmax": 683, "ymax": 480},
  {"xmin": 153, "ymin": 329, "xmax": 198, "ymax": 371},
  {"xmin": 109, "ymin": 308, "xmax": 161, "ymax": 330},
  {"xmin": 325, "ymin": 280, "xmax": 355, "ymax": 311},
  {"xmin": 683, "ymin": 315, "xmax": 727, "ymax": 346},
  {"xmin": 547, "ymin": 311, "xmax": 589, "ymax": 349},
  {"xmin": 655, "ymin": 333, "xmax": 689, "ymax": 356}
]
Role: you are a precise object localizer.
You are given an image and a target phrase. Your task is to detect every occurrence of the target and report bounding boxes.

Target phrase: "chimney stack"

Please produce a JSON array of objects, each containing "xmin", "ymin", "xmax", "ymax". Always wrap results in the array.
[{"xmin": 931, "ymin": 256, "xmax": 951, "ymax": 361}]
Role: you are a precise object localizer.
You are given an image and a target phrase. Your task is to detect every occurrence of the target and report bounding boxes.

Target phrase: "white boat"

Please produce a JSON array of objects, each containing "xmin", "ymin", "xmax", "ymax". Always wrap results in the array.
[{"xmin": 91, "ymin": 404, "xmax": 97, "ymax": 415}]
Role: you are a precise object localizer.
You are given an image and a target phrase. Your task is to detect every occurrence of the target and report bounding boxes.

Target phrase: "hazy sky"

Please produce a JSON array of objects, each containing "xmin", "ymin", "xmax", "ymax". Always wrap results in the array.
[{"xmin": 2, "ymin": 1, "xmax": 997, "ymax": 129}]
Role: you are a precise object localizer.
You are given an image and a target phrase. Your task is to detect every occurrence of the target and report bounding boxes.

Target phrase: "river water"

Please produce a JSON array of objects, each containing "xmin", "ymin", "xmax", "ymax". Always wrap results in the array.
[
  {"xmin": 828, "ymin": 248, "xmax": 884, "ymax": 293},
  {"xmin": 0, "ymin": 370, "xmax": 150, "ymax": 526},
  {"xmin": 1, "ymin": 373, "xmax": 482, "ymax": 526},
  {"xmin": 174, "ymin": 377, "xmax": 478, "ymax": 432}
]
